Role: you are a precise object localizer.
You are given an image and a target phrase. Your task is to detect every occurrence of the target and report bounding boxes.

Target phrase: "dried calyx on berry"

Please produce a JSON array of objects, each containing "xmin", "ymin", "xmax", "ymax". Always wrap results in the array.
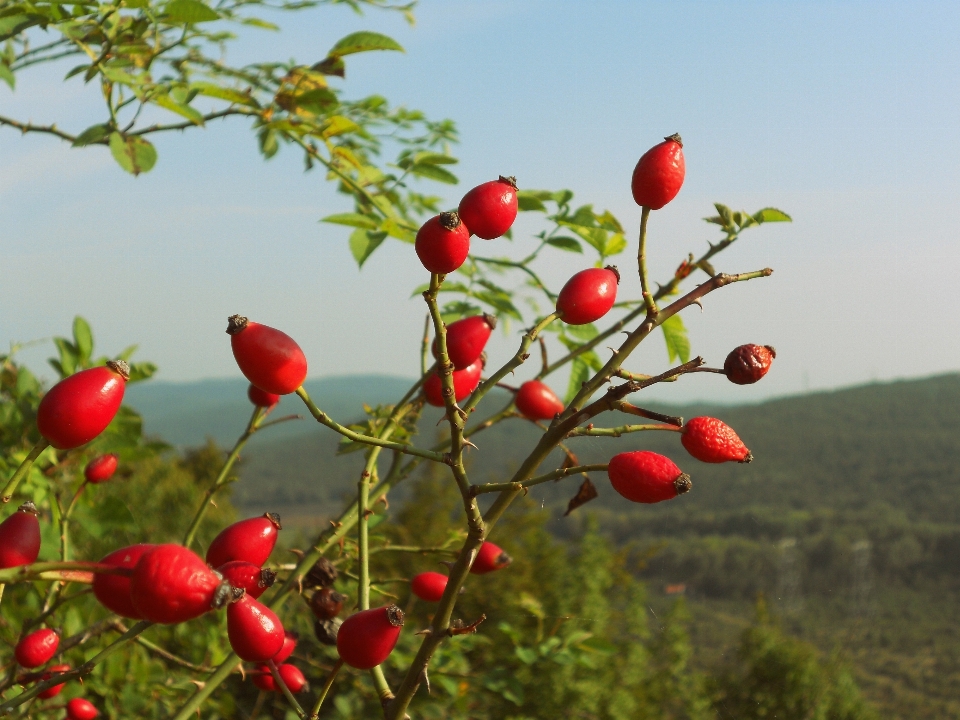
[
  {"xmin": 438, "ymin": 211, "xmax": 462, "ymax": 230},
  {"xmin": 225, "ymin": 314, "xmax": 249, "ymax": 335},
  {"xmin": 106, "ymin": 359, "xmax": 130, "ymax": 379}
]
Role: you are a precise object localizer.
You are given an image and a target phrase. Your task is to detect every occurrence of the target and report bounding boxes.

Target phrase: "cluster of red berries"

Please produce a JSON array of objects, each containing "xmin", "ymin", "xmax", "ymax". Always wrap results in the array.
[{"xmin": 409, "ymin": 540, "xmax": 512, "ymax": 604}]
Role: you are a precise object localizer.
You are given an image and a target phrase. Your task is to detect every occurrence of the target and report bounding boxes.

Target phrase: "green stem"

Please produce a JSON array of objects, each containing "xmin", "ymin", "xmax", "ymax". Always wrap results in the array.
[
  {"xmin": 309, "ymin": 659, "xmax": 343, "ymax": 719},
  {"xmin": 1, "ymin": 439, "xmax": 50, "ymax": 503},
  {"xmin": 470, "ymin": 463, "xmax": 609, "ymax": 495},
  {"xmin": 637, "ymin": 206, "xmax": 658, "ymax": 315},
  {"xmin": 268, "ymin": 659, "xmax": 306, "ymax": 718},
  {"xmin": 0, "ymin": 560, "xmax": 132, "ymax": 583},
  {"xmin": 565, "ymin": 423, "xmax": 681, "ymax": 438}
]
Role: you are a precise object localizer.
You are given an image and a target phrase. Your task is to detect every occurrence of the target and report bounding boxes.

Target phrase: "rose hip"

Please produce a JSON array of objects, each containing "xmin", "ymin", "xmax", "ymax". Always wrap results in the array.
[
  {"xmin": 247, "ymin": 384, "xmax": 280, "ymax": 408},
  {"xmin": 36, "ymin": 360, "xmax": 129, "ymax": 449},
  {"xmin": 205, "ymin": 512, "xmax": 282, "ymax": 568},
  {"xmin": 515, "ymin": 380, "xmax": 564, "ymax": 421},
  {"xmin": 227, "ymin": 316, "xmax": 308, "ymax": 396},
  {"xmin": 411, "ymin": 571, "xmax": 448, "ymax": 602},
  {"xmin": 227, "ymin": 593, "xmax": 285, "ymax": 662},
  {"xmin": 681, "ymin": 417, "xmax": 752, "ymax": 463},
  {"xmin": 84, "ymin": 454, "xmax": 118, "ymax": 484},
  {"xmin": 336, "ymin": 605, "xmax": 404, "ymax": 669},
  {"xmin": 66, "ymin": 698, "xmax": 99, "ymax": 720},
  {"xmin": 273, "ymin": 630, "xmax": 298, "ymax": 663},
  {"xmin": 608, "ymin": 451, "xmax": 691, "ymax": 504},
  {"xmin": 556, "ymin": 266, "xmax": 619, "ymax": 325},
  {"xmin": 0, "ymin": 501, "xmax": 41, "ymax": 569},
  {"xmin": 457, "ymin": 176, "xmax": 518, "ymax": 239},
  {"xmin": 724, "ymin": 344, "xmax": 776, "ymax": 385},
  {"xmin": 423, "ymin": 357, "xmax": 483, "ymax": 407},
  {"xmin": 129, "ymin": 544, "xmax": 226, "ymax": 624},
  {"xmin": 14, "ymin": 628, "xmax": 59, "ymax": 668},
  {"xmin": 216, "ymin": 561, "xmax": 277, "ymax": 600},
  {"xmin": 415, "ymin": 212, "xmax": 471, "ymax": 274},
  {"xmin": 631, "ymin": 133, "xmax": 685, "ymax": 210},
  {"xmin": 93, "ymin": 544, "xmax": 154, "ymax": 619},
  {"xmin": 36, "ymin": 663, "xmax": 70, "ymax": 699},
  {"xmin": 470, "ymin": 541, "xmax": 511, "ymax": 575},
  {"xmin": 432, "ymin": 314, "xmax": 496, "ymax": 370}
]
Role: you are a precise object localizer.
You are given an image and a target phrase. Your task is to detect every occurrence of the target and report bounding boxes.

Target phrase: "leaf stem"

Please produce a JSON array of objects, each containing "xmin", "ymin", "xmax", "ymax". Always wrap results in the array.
[
  {"xmin": 1, "ymin": 439, "xmax": 50, "ymax": 503},
  {"xmin": 309, "ymin": 658, "xmax": 343, "ymax": 719}
]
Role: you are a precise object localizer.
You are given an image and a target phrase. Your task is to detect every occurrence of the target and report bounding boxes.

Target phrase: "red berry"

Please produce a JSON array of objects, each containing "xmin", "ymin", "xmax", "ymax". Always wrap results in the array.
[
  {"xmin": 457, "ymin": 176, "xmax": 518, "ymax": 240},
  {"xmin": 130, "ymin": 544, "xmax": 226, "ymax": 624},
  {"xmin": 93, "ymin": 544, "xmax": 154, "ymax": 619},
  {"xmin": 724, "ymin": 344, "xmax": 776, "ymax": 385},
  {"xmin": 432, "ymin": 314, "xmax": 496, "ymax": 370},
  {"xmin": 227, "ymin": 316, "xmax": 308, "ymax": 396},
  {"xmin": 217, "ymin": 561, "xmax": 277, "ymax": 600},
  {"xmin": 251, "ymin": 664, "xmax": 275, "ymax": 691},
  {"xmin": 309, "ymin": 587, "xmax": 345, "ymax": 620},
  {"xmin": 275, "ymin": 663, "xmax": 308, "ymax": 693},
  {"xmin": 66, "ymin": 698, "xmax": 99, "ymax": 720},
  {"xmin": 84, "ymin": 454, "xmax": 118, "ymax": 484},
  {"xmin": 272, "ymin": 630, "xmax": 298, "ymax": 663},
  {"xmin": 14, "ymin": 628, "xmax": 59, "ymax": 668},
  {"xmin": 681, "ymin": 417, "xmax": 752, "ymax": 464},
  {"xmin": 470, "ymin": 541, "xmax": 511, "ymax": 575},
  {"xmin": 206, "ymin": 512, "xmax": 282, "ymax": 568},
  {"xmin": 423, "ymin": 357, "xmax": 483, "ymax": 407},
  {"xmin": 36, "ymin": 361, "xmax": 129, "ymax": 450},
  {"xmin": 227, "ymin": 593, "xmax": 285, "ymax": 662},
  {"xmin": 247, "ymin": 384, "xmax": 280, "ymax": 408},
  {"xmin": 36, "ymin": 663, "xmax": 70, "ymax": 699},
  {"xmin": 608, "ymin": 451, "xmax": 691, "ymax": 504},
  {"xmin": 631, "ymin": 133, "xmax": 685, "ymax": 210},
  {"xmin": 556, "ymin": 266, "xmax": 620, "ymax": 325},
  {"xmin": 410, "ymin": 571, "xmax": 448, "ymax": 602},
  {"xmin": 336, "ymin": 605, "xmax": 404, "ymax": 669},
  {"xmin": 415, "ymin": 212, "xmax": 471, "ymax": 274},
  {"xmin": 0, "ymin": 501, "xmax": 41, "ymax": 569},
  {"xmin": 515, "ymin": 380, "xmax": 564, "ymax": 421}
]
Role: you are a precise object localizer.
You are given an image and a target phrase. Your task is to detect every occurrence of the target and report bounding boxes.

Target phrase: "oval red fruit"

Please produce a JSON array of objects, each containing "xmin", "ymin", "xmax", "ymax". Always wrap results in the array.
[
  {"xmin": 93, "ymin": 544, "xmax": 154, "ymax": 619},
  {"xmin": 681, "ymin": 417, "xmax": 752, "ymax": 464},
  {"xmin": 227, "ymin": 317, "xmax": 308, "ymax": 396},
  {"xmin": 36, "ymin": 361, "xmax": 129, "ymax": 450},
  {"xmin": 130, "ymin": 544, "xmax": 225, "ymax": 624},
  {"xmin": 556, "ymin": 266, "xmax": 619, "ymax": 325},
  {"xmin": 515, "ymin": 380, "xmax": 564, "ymax": 421},
  {"xmin": 217, "ymin": 561, "xmax": 277, "ymax": 600},
  {"xmin": 0, "ymin": 501, "xmax": 41, "ymax": 569},
  {"xmin": 411, "ymin": 571, "xmax": 448, "ymax": 602},
  {"xmin": 206, "ymin": 512, "xmax": 281, "ymax": 568},
  {"xmin": 36, "ymin": 663, "xmax": 70, "ymax": 699},
  {"xmin": 247, "ymin": 384, "xmax": 280, "ymax": 408},
  {"xmin": 470, "ymin": 541, "xmax": 512, "ymax": 575},
  {"xmin": 423, "ymin": 357, "xmax": 483, "ymax": 407},
  {"xmin": 227, "ymin": 594, "xmax": 285, "ymax": 662},
  {"xmin": 273, "ymin": 630, "xmax": 298, "ymax": 663},
  {"xmin": 433, "ymin": 314, "xmax": 496, "ymax": 370},
  {"xmin": 631, "ymin": 134, "xmax": 685, "ymax": 210},
  {"xmin": 336, "ymin": 605, "xmax": 404, "ymax": 670},
  {"xmin": 14, "ymin": 628, "xmax": 59, "ymax": 668},
  {"xmin": 415, "ymin": 212, "xmax": 471, "ymax": 274},
  {"xmin": 276, "ymin": 663, "xmax": 308, "ymax": 693},
  {"xmin": 66, "ymin": 698, "xmax": 99, "ymax": 720},
  {"xmin": 457, "ymin": 176, "xmax": 519, "ymax": 240},
  {"xmin": 84, "ymin": 454, "xmax": 118, "ymax": 484},
  {"xmin": 252, "ymin": 664, "xmax": 275, "ymax": 691},
  {"xmin": 724, "ymin": 345, "xmax": 776, "ymax": 385},
  {"xmin": 608, "ymin": 451, "xmax": 691, "ymax": 504}
]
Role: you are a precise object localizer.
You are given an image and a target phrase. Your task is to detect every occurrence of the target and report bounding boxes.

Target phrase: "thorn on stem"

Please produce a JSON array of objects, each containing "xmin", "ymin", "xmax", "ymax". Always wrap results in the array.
[{"xmin": 449, "ymin": 613, "xmax": 487, "ymax": 636}]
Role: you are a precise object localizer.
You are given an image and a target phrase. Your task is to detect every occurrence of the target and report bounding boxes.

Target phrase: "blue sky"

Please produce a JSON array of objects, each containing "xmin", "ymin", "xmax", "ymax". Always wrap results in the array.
[{"xmin": 2, "ymin": 1, "xmax": 959, "ymax": 404}]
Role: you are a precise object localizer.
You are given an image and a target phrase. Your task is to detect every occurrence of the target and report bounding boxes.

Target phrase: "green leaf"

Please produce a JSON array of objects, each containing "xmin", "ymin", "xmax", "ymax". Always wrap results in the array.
[
  {"xmin": 328, "ymin": 31, "xmax": 403, "ymax": 58},
  {"xmin": 602, "ymin": 232, "xmax": 627, "ymax": 257},
  {"xmin": 311, "ymin": 55, "xmax": 345, "ymax": 78},
  {"xmin": 546, "ymin": 236, "xmax": 582, "ymax": 253},
  {"xmin": 125, "ymin": 361, "xmax": 156, "ymax": 383},
  {"xmin": 189, "ymin": 82, "xmax": 257, "ymax": 107},
  {"xmin": 413, "ymin": 152, "xmax": 457, "ymax": 165},
  {"xmin": 565, "ymin": 357, "xmax": 591, "ymax": 404},
  {"xmin": 410, "ymin": 163, "xmax": 457, "ymax": 184},
  {"xmin": 52, "ymin": 338, "xmax": 78, "ymax": 377},
  {"xmin": 320, "ymin": 115, "xmax": 360, "ymax": 139},
  {"xmin": 349, "ymin": 229, "xmax": 387, "ymax": 268},
  {"xmin": 564, "ymin": 323, "xmax": 598, "ymax": 341},
  {"xmin": 0, "ymin": 63, "xmax": 13, "ymax": 90},
  {"xmin": 559, "ymin": 222, "xmax": 607, "ymax": 255},
  {"xmin": 323, "ymin": 212, "xmax": 378, "ymax": 230},
  {"xmin": 753, "ymin": 207, "xmax": 792, "ymax": 223},
  {"xmin": 164, "ymin": 0, "xmax": 220, "ymax": 23},
  {"xmin": 258, "ymin": 128, "xmax": 279, "ymax": 159},
  {"xmin": 0, "ymin": 14, "xmax": 40, "ymax": 42},
  {"xmin": 72, "ymin": 316, "xmax": 93, "ymax": 363},
  {"xmin": 596, "ymin": 210, "xmax": 624, "ymax": 233},
  {"xmin": 72, "ymin": 124, "xmax": 111, "ymax": 147},
  {"xmin": 109, "ymin": 133, "xmax": 157, "ymax": 176},
  {"xmin": 153, "ymin": 94, "xmax": 204, "ymax": 125},
  {"xmin": 517, "ymin": 193, "xmax": 547, "ymax": 212},
  {"xmin": 660, "ymin": 314, "xmax": 690, "ymax": 364}
]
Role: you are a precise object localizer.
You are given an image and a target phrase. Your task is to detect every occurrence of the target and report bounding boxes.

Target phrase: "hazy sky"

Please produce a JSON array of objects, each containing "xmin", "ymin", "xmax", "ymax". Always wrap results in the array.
[{"xmin": 2, "ymin": 0, "xmax": 959, "ymax": 404}]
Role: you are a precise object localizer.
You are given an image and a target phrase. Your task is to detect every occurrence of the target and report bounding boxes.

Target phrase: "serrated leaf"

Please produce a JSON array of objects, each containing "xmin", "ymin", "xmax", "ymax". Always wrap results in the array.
[
  {"xmin": 0, "ymin": 14, "xmax": 40, "ymax": 42},
  {"xmin": 72, "ymin": 123, "xmax": 111, "ymax": 147},
  {"xmin": 100, "ymin": 66, "xmax": 141, "ymax": 86},
  {"xmin": 596, "ymin": 210, "xmax": 624, "ymax": 233},
  {"xmin": 517, "ymin": 193, "xmax": 547, "ymax": 212},
  {"xmin": 109, "ymin": 133, "xmax": 157, "ymax": 175},
  {"xmin": 349, "ymin": 228, "xmax": 387, "ymax": 268},
  {"xmin": 565, "ymin": 357, "xmax": 591, "ymax": 404},
  {"xmin": 753, "ymin": 207, "xmax": 792, "ymax": 223},
  {"xmin": 602, "ymin": 232, "xmax": 627, "ymax": 257},
  {"xmin": 564, "ymin": 323, "xmax": 598, "ymax": 340},
  {"xmin": 559, "ymin": 222, "xmax": 607, "ymax": 254},
  {"xmin": 125, "ymin": 361, "xmax": 156, "ymax": 383},
  {"xmin": 660, "ymin": 314, "xmax": 690, "ymax": 364},
  {"xmin": 153, "ymin": 94, "xmax": 204, "ymax": 125},
  {"xmin": 379, "ymin": 218, "xmax": 415, "ymax": 243},
  {"xmin": 328, "ymin": 31, "xmax": 403, "ymax": 58},
  {"xmin": 546, "ymin": 236, "xmax": 582, "ymax": 253},
  {"xmin": 410, "ymin": 163, "xmax": 457, "ymax": 184},
  {"xmin": 0, "ymin": 63, "xmax": 13, "ymax": 90},
  {"xmin": 322, "ymin": 212, "xmax": 378, "ymax": 230},
  {"xmin": 190, "ymin": 81, "xmax": 257, "ymax": 107},
  {"xmin": 72, "ymin": 316, "xmax": 93, "ymax": 362},
  {"xmin": 413, "ymin": 152, "xmax": 457, "ymax": 165},
  {"xmin": 165, "ymin": 0, "xmax": 219, "ymax": 23},
  {"xmin": 320, "ymin": 115, "xmax": 360, "ymax": 139},
  {"xmin": 311, "ymin": 55, "xmax": 345, "ymax": 78}
]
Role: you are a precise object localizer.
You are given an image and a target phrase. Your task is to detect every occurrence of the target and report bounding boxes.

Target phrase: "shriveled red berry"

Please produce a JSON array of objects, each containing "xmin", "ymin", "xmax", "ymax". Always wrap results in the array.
[
  {"xmin": 309, "ymin": 587, "xmax": 345, "ymax": 620},
  {"xmin": 247, "ymin": 384, "xmax": 280, "ymax": 408},
  {"xmin": 36, "ymin": 663, "xmax": 70, "ymax": 699},
  {"xmin": 724, "ymin": 344, "xmax": 776, "ymax": 385},
  {"xmin": 423, "ymin": 357, "xmax": 483, "ymax": 407},
  {"xmin": 470, "ymin": 541, "xmax": 511, "ymax": 575},
  {"xmin": 227, "ymin": 594, "xmax": 285, "ymax": 662},
  {"xmin": 275, "ymin": 663, "xmax": 308, "ymax": 693},
  {"xmin": 130, "ymin": 544, "xmax": 226, "ymax": 624},
  {"xmin": 273, "ymin": 630, "xmax": 298, "ymax": 663},
  {"xmin": 84, "ymin": 454, "xmax": 118, "ymax": 484},
  {"xmin": 556, "ymin": 266, "xmax": 619, "ymax": 325},
  {"xmin": 608, "ymin": 451, "xmax": 691, "ymax": 504},
  {"xmin": 411, "ymin": 571, "xmax": 447, "ymax": 602},
  {"xmin": 93, "ymin": 544, "xmax": 154, "ymax": 619},
  {"xmin": 227, "ymin": 316, "xmax": 308, "ymax": 396},
  {"xmin": 66, "ymin": 698, "xmax": 99, "ymax": 720},
  {"xmin": 681, "ymin": 417, "xmax": 752, "ymax": 464},
  {"xmin": 0, "ymin": 501, "xmax": 41, "ymax": 569},
  {"xmin": 336, "ymin": 605, "xmax": 404, "ymax": 669},
  {"xmin": 515, "ymin": 380, "xmax": 564, "ymax": 421},
  {"xmin": 14, "ymin": 628, "xmax": 59, "ymax": 668},
  {"xmin": 433, "ymin": 314, "xmax": 496, "ymax": 370},
  {"xmin": 631, "ymin": 133, "xmax": 685, "ymax": 210},
  {"xmin": 457, "ymin": 176, "xmax": 518, "ymax": 239},
  {"xmin": 206, "ymin": 513, "xmax": 281, "ymax": 568},
  {"xmin": 36, "ymin": 361, "xmax": 129, "ymax": 449},
  {"xmin": 217, "ymin": 561, "xmax": 277, "ymax": 600},
  {"xmin": 415, "ymin": 212, "xmax": 471, "ymax": 274},
  {"xmin": 251, "ymin": 664, "xmax": 275, "ymax": 691}
]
